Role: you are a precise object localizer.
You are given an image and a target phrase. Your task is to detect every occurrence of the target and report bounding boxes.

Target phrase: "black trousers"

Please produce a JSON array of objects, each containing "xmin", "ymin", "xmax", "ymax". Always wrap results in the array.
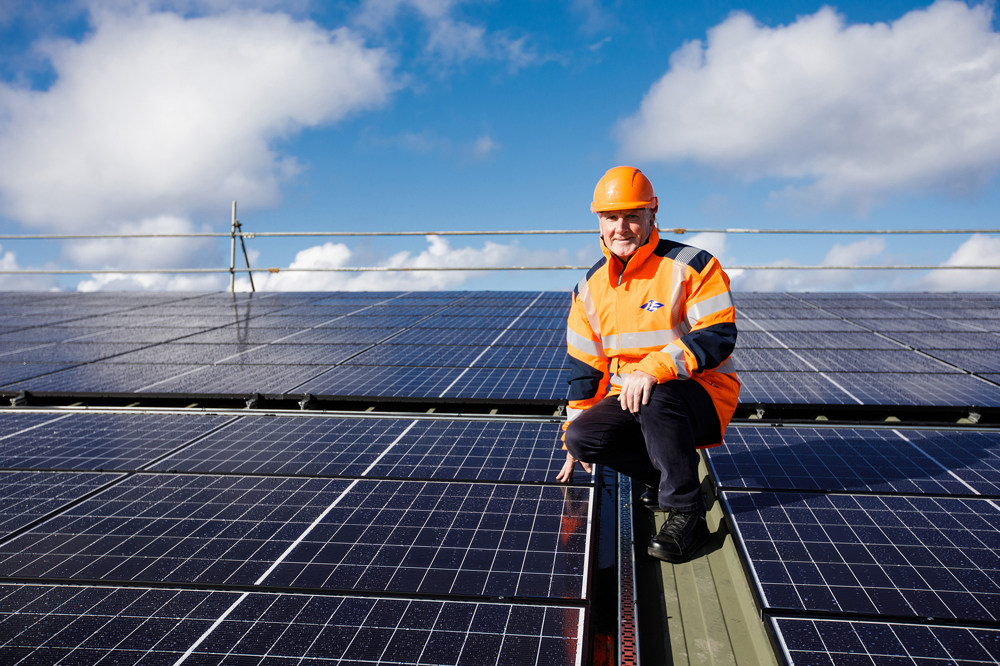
[{"xmin": 564, "ymin": 379, "xmax": 721, "ymax": 513}]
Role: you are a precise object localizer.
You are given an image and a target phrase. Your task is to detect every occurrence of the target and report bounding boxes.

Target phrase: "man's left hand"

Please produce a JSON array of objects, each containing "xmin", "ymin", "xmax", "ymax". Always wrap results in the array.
[{"xmin": 619, "ymin": 371, "xmax": 656, "ymax": 413}]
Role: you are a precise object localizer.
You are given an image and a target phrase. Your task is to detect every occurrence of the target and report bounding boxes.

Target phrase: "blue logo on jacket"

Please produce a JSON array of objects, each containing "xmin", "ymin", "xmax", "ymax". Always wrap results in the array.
[{"xmin": 640, "ymin": 300, "xmax": 664, "ymax": 312}]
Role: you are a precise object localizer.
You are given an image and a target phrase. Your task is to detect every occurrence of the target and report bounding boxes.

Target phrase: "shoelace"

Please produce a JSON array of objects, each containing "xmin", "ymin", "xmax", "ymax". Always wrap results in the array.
[{"xmin": 660, "ymin": 510, "xmax": 695, "ymax": 540}]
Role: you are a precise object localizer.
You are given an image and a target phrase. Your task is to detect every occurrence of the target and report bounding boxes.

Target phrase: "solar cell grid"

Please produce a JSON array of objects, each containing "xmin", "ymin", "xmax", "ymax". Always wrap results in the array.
[
  {"xmin": 138, "ymin": 362, "xmax": 332, "ymax": 395},
  {"xmin": 188, "ymin": 592, "xmax": 584, "ymax": 665},
  {"xmin": 734, "ymin": 307, "xmax": 836, "ymax": 320},
  {"xmin": 440, "ymin": 367, "xmax": 567, "ymax": 402},
  {"xmin": 0, "ymin": 363, "xmax": 83, "ymax": 387},
  {"xmin": 707, "ymin": 426, "xmax": 1000, "ymax": 496},
  {"xmin": 293, "ymin": 364, "xmax": 464, "ymax": 399},
  {"xmin": 505, "ymin": 316, "xmax": 566, "ymax": 330},
  {"xmin": 414, "ymin": 315, "xmax": 515, "ymax": 329},
  {"xmin": 150, "ymin": 415, "xmax": 415, "ymax": 476},
  {"xmin": 475, "ymin": 345, "xmax": 567, "ymax": 369},
  {"xmin": 0, "ymin": 583, "xmax": 243, "ymax": 665},
  {"xmin": 849, "ymin": 317, "xmax": 985, "ymax": 332},
  {"xmin": 214, "ymin": 343, "xmax": 368, "ymax": 365},
  {"xmin": 392, "ymin": 327, "xmax": 566, "ymax": 347},
  {"xmin": 732, "ymin": 371, "xmax": 860, "ymax": 405},
  {"xmin": 771, "ymin": 617, "xmax": 1000, "ymax": 666},
  {"xmin": 347, "ymin": 344, "xmax": 486, "ymax": 368},
  {"xmin": 740, "ymin": 317, "xmax": 865, "ymax": 333},
  {"xmin": 925, "ymin": 349, "xmax": 1000, "ymax": 373},
  {"xmin": 0, "ymin": 474, "xmax": 355, "ymax": 587},
  {"xmin": 722, "ymin": 490, "xmax": 1000, "ymax": 623},
  {"xmin": 768, "ymin": 331, "xmax": 904, "ymax": 350},
  {"xmin": 0, "ymin": 413, "xmax": 231, "ymax": 471},
  {"xmin": 3, "ymin": 362, "xmax": 209, "ymax": 393},
  {"xmin": 264, "ymin": 480, "xmax": 590, "ymax": 599},
  {"xmin": 0, "ymin": 342, "xmax": 146, "ymax": 364},
  {"xmin": 792, "ymin": 348, "xmax": 962, "ymax": 373},
  {"xmin": 821, "ymin": 372, "xmax": 1000, "ymax": 406},
  {"xmin": 155, "ymin": 416, "xmax": 572, "ymax": 482},
  {"xmin": 885, "ymin": 331, "xmax": 1000, "ymax": 350},
  {"xmin": 0, "ymin": 471, "xmax": 122, "ymax": 537}
]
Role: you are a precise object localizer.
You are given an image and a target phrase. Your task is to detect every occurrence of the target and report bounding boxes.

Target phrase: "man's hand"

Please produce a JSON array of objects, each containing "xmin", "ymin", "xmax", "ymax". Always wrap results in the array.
[
  {"xmin": 618, "ymin": 371, "xmax": 656, "ymax": 413},
  {"xmin": 556, "ymin": 451, "xmax": 592, "ymax": 483}
]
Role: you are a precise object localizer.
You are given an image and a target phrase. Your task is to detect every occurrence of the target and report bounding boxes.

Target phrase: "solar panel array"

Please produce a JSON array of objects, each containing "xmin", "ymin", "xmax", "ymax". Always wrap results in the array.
[
  {"xmin": 0, "ymin": 291, "xmax": 569, "ymax": 404},
  {"xmin": 1, "ymin": 289, "xmax": 999, "ymax": 665},
  {"xmin": 0, "ymin": 292, "xmax": 595, "ymax": 665}
]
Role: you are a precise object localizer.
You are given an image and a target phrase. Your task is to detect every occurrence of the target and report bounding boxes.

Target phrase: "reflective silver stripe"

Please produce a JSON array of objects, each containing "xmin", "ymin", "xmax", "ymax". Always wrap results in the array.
[
  {"xmin": 686, "ymin": 291, "xmax": 734, "ymax": 326},
  {"xmin": 672, "ymin": 245, "xmax": 702, "ymax": 268},
  {"xmin": 567, "ymin": 327, "xmax": 605, "ymax": 358},
  {"xmin": 666, "ymin": 342, "xmax": 690, "ymax": 380},
  {"xmin": 576, "ymin": 277, "xmax": 602, "ymax": 340},
  {"xmin": 611, "ymin": 329, "xmax": 679, "ymax": 350},
  {"xmin": 713, "ymin": 357, "xmax": 736, "ymax": 375},
  {"xmin": 566, "ymin": 406, "xmax": 585, "ymax": 421},
  {"xmin": 670, "ymin": 260, "xmax": 688, "ymax": 336}
]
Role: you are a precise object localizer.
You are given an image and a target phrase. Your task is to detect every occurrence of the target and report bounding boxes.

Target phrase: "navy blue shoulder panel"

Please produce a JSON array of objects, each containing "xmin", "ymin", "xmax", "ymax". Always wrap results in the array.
[
  {"xmin": 566, "ymin": 356, "xmax": 604, "ymax": 401},
  {"xmin": 652, "ymin": 239, "xmax": 713, "ymax": 273},
  {"xmin": 573, "ymin": 256, "xmax": 607, "ymax": 298}
]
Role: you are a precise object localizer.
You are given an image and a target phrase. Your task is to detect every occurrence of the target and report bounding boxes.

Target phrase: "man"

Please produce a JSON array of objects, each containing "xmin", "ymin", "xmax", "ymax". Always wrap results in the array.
[{"xmin": 557, "ymin": 166, "xmax": 740, "ymax": 564}]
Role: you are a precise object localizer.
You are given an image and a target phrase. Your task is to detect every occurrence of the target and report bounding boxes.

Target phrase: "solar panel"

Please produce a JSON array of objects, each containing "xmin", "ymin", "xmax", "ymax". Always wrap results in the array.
[
  {"xmin": 707, "ymin": 426, "xmax": 1000, "ymax": 496},
  {"xmin": 0, "ymin": 474, "xmax": 590, "ymax": 601},
  {"xmin": 152, "ymin": 416, "xmax": 574, "ymax": 483},
  {"xmin": 0, "ymin": 471, "xmax": 122, "ymax": 537},
  {"xmin": 262, "ymin": 480, "xmax": 590, "ymax": 599},
  {"xmin": 771, "ymin": 617, "xmax": 1000, "ymax": 666},
  {"xmin": 733, "ymin": 371, "xmax": 862, "ymax": 405},
  {"xmin": 721, "ymin": 490, "xmax": 1000, "ymax": 623},
  {"xmin": 0, "ymin": 412, "xmax": 232, "ymax": 471},
  {"xmin": 927, "ymin": 349, "xmax": 1000, "ymax": 373},
  {"xmin": 819, "ymin": 372, "xmax": 1000, "ymax": 406}
]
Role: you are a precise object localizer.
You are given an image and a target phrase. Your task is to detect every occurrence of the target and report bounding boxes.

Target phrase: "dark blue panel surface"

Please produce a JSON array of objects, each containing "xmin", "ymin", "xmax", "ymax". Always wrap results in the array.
[
  {"xmin": 734, "ymin": 372, "xmax": 860, "ymax": 405},
  {"xmin": 153, "ymin": 416, "xmax": 574, "ymax": 483},
  {"xmin": 771, "ymin": 617, "xmax": 1000, "ymax": 666},
  {"xmin": 294, "ymin": 364, "xmax": 464, "ymax": 399},
  {"xmin": 722, "ymin": 490, "xmax": 1000, "ymax": 623},
  {"xmin": 0, "ymin": 584, "xmax": 585, "ymax": 666},
  {"xmin": 0, "ymin": 471, "xmax": 121, "ymax": 537},
  {"xmin": 0, "ymin": 474, "xmax": 354, "ymax": 586},
  {"xmin": 264, "ymin": 481, "xmax": 591, "ymax": 599},
  {"xmin": 0, "ymin": 413, "xmax": 231, "ymax": 470},
  {"xmin": 707, "ymin": 427, "xmax": 1000, "ymax": 496},
  {"xmin": 823, "ymin": 372, "xmax": 1000, "ymax": 406}
]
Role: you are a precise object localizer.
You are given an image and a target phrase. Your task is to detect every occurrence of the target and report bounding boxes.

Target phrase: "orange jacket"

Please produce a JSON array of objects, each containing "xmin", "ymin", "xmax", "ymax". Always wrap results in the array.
[{"xmin": 566, "ymin": 228, "xmax": 740, "ymax": 445}]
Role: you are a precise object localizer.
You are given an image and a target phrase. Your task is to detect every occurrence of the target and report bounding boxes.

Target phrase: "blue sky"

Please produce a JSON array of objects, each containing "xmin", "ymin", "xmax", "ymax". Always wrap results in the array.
[{"xmin": 0, "ymin": 0, "xmax": 998, "ymax": 292}]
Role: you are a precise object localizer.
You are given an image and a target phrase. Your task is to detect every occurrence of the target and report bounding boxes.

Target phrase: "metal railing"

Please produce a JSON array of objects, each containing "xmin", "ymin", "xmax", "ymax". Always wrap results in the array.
[{"xmin": 0, "ymin": 202, "xmax": 996, "ymax": 291}]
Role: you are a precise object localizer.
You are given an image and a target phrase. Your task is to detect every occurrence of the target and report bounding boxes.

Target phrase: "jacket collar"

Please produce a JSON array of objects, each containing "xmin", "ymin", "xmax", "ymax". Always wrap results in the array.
[{"xmin": 601, "ymin": 226, "xmax": 660, "ymax": 283}]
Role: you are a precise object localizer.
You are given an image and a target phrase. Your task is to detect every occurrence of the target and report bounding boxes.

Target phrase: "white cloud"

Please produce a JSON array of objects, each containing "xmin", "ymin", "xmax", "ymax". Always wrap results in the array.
[
  {"xmin": 0, "ymin": 244, "xmax": 58, "ymax": 290},
  {"xmin": 0, "ymin": 8, "xmax": 394, "ymax": 232},
  {"xmin": 76, "ymin": 272, "xmax": 225, "ymax": 291},
  {"xmin": 237, "ymin": 235, "xmax": 571, "ymax": 291},
  {"xmin": 731, "ymin": 237, "xmax": 891, "ymax": 291},
  {"xmin": 919, "ymin": 234, "xmax": 1000, "ymax": 291},
  {"xmin": 618, "ymin": 1, "xmax": 1000, "ymax": 211},
  {"xmin": 63, "ymin": 216, "xmax": 218, "ymax": 269}
]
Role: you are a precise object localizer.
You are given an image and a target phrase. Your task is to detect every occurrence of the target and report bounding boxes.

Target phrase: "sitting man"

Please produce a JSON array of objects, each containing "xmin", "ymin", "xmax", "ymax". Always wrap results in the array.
[{"xmin": 557, "ymin": 166, "xmax": 740, "ymax": 563}]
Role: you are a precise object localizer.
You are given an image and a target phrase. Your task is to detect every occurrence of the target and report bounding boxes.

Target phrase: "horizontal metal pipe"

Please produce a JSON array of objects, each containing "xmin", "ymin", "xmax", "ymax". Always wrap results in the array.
[
  {"xmin": 1, "ymin": 265, "xmax": 996, "ymax": 275},
  {"xmin": 0, "ymin": 227, "xmax": 998, "ymax": 240}
]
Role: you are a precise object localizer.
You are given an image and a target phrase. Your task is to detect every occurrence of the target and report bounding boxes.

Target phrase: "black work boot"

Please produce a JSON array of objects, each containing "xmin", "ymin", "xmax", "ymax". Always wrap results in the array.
[
  {"xmin": 640, "ymin": 485, "xmax": 660, "ymax": 511},
  {"xmin": 647, "ymin": 509, "xmax": 709, "ymax": 563}
]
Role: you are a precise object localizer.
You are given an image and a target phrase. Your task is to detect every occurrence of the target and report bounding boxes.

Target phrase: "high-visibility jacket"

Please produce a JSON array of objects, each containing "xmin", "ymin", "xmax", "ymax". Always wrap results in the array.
[{"xmin": 565, "ymin": 228, "xmax": 740, "ymax": 445}]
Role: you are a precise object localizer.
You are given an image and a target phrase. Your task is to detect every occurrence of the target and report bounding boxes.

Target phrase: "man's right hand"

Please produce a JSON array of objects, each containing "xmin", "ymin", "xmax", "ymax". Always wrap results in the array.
[{"xmin": 556, "ymin": 451, "xmax": 592, "ymax": 483}]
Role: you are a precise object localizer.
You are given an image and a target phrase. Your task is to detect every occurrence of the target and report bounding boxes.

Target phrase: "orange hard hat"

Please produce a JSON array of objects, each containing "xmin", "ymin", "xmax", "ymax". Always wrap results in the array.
[{"xmin": 591, "ymin": 166, "xmax": 658, "ymax": 213}]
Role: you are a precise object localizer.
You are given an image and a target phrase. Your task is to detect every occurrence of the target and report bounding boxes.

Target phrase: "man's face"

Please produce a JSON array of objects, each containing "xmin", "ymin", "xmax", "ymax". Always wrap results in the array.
[{"xmin": 598, "ymin": 207, "xmax": 655, "ymax": 259}]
